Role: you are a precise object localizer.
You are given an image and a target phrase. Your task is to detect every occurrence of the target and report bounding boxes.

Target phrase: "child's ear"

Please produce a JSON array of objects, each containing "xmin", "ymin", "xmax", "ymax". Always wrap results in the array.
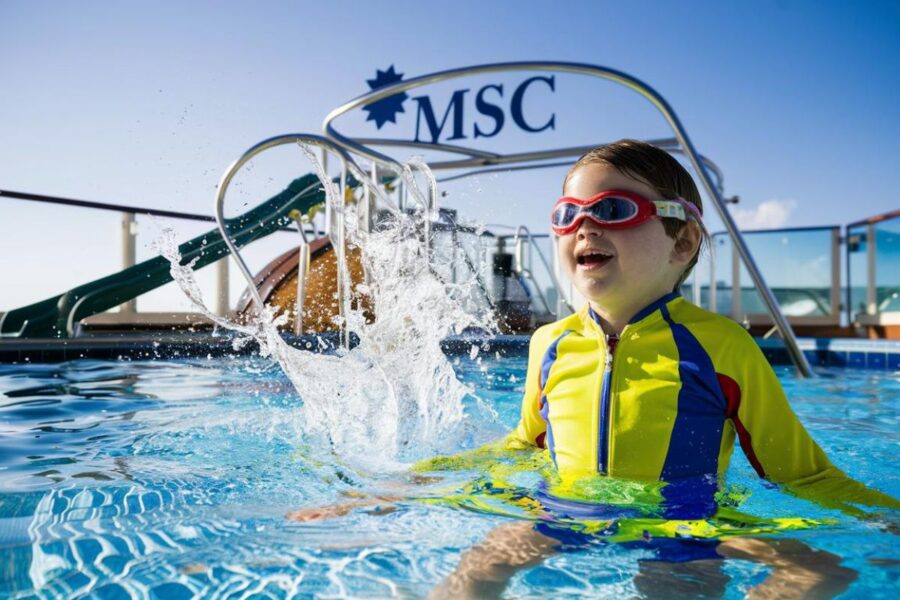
[{"xmin": 670, "ymin": 221, "xmax": 702, "ymax": 265}]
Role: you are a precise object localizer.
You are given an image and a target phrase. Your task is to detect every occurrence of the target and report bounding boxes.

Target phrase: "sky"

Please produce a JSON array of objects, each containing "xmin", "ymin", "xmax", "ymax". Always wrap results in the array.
[{"xmin": 1, "ymin": 0, "xmax": 899, "ymax": 312}]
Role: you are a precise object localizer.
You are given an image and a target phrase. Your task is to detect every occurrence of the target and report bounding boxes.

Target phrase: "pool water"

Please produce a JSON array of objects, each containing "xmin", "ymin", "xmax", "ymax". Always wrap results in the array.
[{"xmin": 1, "ymin": 356, "xmax": 897, "ymax": 598}]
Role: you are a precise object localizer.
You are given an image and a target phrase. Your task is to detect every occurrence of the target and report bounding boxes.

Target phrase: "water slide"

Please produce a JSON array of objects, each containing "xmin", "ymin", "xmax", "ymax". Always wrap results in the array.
[{"xmin": 0, "ymin": 173, "xmax": 328, "ymax": 338}]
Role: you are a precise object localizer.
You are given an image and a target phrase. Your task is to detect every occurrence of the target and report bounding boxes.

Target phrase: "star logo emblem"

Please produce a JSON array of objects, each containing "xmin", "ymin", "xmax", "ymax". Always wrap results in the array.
[{"xmin": 362, "ymin": 65, "xmax": 408, "ymax": 129}]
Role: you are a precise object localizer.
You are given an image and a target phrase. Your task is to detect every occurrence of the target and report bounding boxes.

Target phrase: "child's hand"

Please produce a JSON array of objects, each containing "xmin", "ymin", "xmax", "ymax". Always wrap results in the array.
[
  {"xmin": 286, "ymin": 501, "xmax": 364, "ymax": 522},
  {"xmin": 285, "ymin": 492, "xmax": 405, "ymax": 523}
]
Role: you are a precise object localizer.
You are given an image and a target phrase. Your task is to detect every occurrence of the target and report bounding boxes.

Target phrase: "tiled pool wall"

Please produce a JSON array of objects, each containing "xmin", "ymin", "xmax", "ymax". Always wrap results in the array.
[
  {"xmin": 756, "ymin": 338, "xmax": 900, "ymax": 370},
  {"xmin": 449, "ymin": 336, "xmax": 900, "ymax": 371},
  {"xmin": 0, "ymin": 334, "xmax": 898, "ymax": 370}
]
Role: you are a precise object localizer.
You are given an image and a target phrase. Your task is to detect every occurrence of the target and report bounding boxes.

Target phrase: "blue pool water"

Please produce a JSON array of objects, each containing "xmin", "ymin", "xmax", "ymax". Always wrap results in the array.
[{"xmin": 1, "ymin": 356, "xmax": 898, "ymax": 598}]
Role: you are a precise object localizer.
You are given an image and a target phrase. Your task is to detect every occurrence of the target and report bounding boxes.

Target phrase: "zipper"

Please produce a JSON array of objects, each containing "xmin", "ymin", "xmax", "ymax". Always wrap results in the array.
[{"xmin": 597, "ymin": 333, "xmax": 619, "ymax": 474}]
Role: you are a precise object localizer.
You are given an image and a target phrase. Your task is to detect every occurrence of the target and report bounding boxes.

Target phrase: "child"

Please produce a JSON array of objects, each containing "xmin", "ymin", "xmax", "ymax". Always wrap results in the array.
[
  {"xmin": 291, "ymin": 139, "xmax": 897, "ymax": 597},
  {"xmin": 507, "ymin": 139, "xmax": 896, "ymax": 508},
  {"xmin": 428, "ymin": 139, "xmax": 897, "ymax": 598}
]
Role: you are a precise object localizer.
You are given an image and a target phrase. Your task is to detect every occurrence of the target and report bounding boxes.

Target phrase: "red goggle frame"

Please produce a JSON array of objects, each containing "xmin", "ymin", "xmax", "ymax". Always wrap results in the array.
[{"xmin": 550, "ymin": 190, "xmax": 693, "ymax": 235}]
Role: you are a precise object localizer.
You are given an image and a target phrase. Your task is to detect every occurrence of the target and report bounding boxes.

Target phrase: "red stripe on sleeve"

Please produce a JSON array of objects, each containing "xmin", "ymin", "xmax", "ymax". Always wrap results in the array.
[
  {"xmin": 718, "ymin": 373, "xmax": 767, "ymax": 479},
  {"xmin": 535, "ymin": 393, "xmax": 547, "ymax": 448}
]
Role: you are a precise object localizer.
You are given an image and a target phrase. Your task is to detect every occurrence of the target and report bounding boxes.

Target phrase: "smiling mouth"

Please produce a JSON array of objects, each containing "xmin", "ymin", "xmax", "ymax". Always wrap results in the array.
[{"xmin": 577, "ymin": 252, "xmax": 613, "ymax": 269}]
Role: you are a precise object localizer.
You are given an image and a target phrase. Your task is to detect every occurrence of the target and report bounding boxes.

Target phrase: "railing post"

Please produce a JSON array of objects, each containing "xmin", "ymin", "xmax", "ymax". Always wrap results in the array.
[
  {"xmin": 293, "ymin": 213, "xmax": 311, "ymax": 336},
  {"xmin": 830, "ymin": 228, "xmax": 840, "ymax": 322},
  {"xmin": 216, "ymin": 256, "xmax": 229, "ymax": 316},
  {"xmin": 120, "ymin": 212, "xmax": 137, "ymax": 313},
  {"xmin": 709, "ymin": 237, "xmax": 717, "ymax": 314},
  {"xmin": 867, "ymin": 224, "xmax": 877, "ymax": 315},
  {"xmin": 731, "ymin": 240, "xmax": 741, "ymax": 321}
]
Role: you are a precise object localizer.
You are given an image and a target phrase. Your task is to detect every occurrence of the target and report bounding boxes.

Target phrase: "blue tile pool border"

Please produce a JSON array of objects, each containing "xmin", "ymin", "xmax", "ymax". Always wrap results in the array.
[
  {"xmin": 0, "ymin": 333, "xmax": 898, "ymax": 370},
  {"xmin": 755, "ymin": 337, "xmax": 900, "ymax": 370}
]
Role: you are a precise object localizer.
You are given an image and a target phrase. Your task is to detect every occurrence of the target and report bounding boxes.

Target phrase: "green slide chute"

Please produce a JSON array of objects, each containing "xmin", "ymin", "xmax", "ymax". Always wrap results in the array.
[{"xmin": 1, "ymin": 173, "xmax": 325, "ymax": 338}]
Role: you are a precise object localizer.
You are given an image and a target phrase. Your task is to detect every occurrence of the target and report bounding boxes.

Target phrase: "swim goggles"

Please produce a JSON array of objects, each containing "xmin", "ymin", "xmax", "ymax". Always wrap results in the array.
[{"xmin": 550, "ymin": 190, "xmax": 702, "ymax": 235}]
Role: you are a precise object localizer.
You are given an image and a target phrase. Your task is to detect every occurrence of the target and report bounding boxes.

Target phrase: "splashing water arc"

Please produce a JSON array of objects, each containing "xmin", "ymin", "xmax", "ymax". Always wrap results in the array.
[{"xmin": 158, "ymin": 150, "xmax": 495, "ymax": 471}]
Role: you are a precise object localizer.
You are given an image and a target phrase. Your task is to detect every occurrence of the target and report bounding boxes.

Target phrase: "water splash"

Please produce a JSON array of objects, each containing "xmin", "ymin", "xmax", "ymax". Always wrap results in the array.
[{"xmin": 159, "ymin": 155, "xmax": 496, "ymax": 472}]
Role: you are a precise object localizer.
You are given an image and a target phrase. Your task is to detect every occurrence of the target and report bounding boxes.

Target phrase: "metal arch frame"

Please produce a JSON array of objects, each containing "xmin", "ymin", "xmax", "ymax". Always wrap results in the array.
[
  {"xmin": 214, "ymin": 133, "xmax": 364, "ymax": 348},
  {"xmin": 342, "ymin": 137, "xmax": 726, "ymax": 195},
  {"xmin": 322, "ymin": 60, "xmax": 813, "ymax": 377}
]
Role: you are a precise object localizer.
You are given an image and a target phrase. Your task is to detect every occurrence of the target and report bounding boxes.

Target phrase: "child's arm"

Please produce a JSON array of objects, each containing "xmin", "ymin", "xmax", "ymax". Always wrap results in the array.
[
  {"xmin": 510, "ymin": 327, "xmax": 551, "ymax": 449},
  {"xmin": 414, "ymin": 328, "xmax": 552, "ymax": 473},
  {"xmin": 732, "ymin": 339, "xmax": 899, "ymax": 515}
]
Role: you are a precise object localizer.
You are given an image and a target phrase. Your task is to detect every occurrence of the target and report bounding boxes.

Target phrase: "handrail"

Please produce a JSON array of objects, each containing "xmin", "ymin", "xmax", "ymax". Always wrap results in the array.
[
  {"xmin": 291, "ymin": 211, "xmax": 311, "ymax": 336},
  {"xmin": 511, "ymin": 226, "xmax": 574, "ymax": 316},
  {"xmin": 434, "ymin": 152, "xmax": 725, "ymax": 195},
  {"xmin": 0, "ymin": 188, "xmax": 321, "ymax": 236},
  {"xmin": 512, "ymin": 226, "xmax": 553, "ymax": 316},
  {"xmin": 0, "ymin": 189, "xmax": 219, "ymax": 223},
  {"xmin": 323, "ymin": 61, "xmax": 813, "ymax": 377},
  {"xmin": 846, "ymin": 208, "xmax": 900, "ymax": 229},
  {"xmin": 213, "ymin": 133, "xmax": 363, "ymax": 349}
]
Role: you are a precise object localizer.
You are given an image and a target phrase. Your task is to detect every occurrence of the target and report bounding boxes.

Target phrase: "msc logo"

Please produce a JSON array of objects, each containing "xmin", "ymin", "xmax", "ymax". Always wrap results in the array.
[{"xmin": 363, "ymin": 65, "xmax": 556, "ymax": 144}]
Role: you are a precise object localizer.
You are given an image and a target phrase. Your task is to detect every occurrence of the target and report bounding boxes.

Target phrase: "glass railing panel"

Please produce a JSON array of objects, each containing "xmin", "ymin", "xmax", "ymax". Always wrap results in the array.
[
  {"xmin": 874, "ymin": 216, "xmax": 900, "ymax": 313},
  {"xmin": 736, "ymin": 228, "xmax": 837, "ymax": 321}
]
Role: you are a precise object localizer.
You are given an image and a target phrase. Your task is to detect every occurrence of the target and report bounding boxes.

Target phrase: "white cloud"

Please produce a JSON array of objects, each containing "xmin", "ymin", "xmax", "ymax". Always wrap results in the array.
[{"xmin": 731, "ymin": 199, "xmax": 797, "ymax": 230}]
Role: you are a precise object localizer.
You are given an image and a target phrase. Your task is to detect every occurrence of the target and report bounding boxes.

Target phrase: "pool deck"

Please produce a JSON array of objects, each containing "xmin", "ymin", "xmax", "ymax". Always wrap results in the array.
[{"xmin": 0, "ymin": 333, "xmax": 898, "ymax": 369}]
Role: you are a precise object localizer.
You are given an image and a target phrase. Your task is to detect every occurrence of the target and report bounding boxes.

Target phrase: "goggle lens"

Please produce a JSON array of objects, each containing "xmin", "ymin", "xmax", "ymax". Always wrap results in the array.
[
  {"xmin": 585, "ymin": 196, "xmax": 638, "ymax": 223},
  {"xmin": 551, "ymin": 203, "xmax": 580, "ymax": 228}
]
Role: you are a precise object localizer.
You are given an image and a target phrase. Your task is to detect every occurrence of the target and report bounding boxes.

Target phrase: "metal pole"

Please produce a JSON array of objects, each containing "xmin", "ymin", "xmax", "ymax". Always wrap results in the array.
[
  {"xmin": 830, "ymin": 228, "xmax": 840, "ymax": 323},
  {"xmin": 216, "ymin": 256, "xmax": 229, "ymax": 316},
  {"xmin": 867, "ymin": 224, "xmax": 877, "ymax": 314},
  {"xmin": 293, "ymin": 213, "xmax": 311, "ymax": 336},
  {"xmin": 731, "ymin": 241, "xmax": 742, "ymax": 322},
  {"xmin": 551, "ymin": 235, "xmax": 567, "ymax": 317},
  {"xmin": 692, "ymin": 271, "xmax": 701, "ymax": 307},
  {"xmin": 360, "ymin": 163, "xmax": 375, "ymax": 234},
  {"xmin": 709, "ymin": 237, "xmax": 717, "ymax": 313},
  {"xmin": 120, "ymin": 212, "xmax": 137, "ymax": 313},
  {"xmin": 337, "ymin": 168, "xmax": 349, "ymax": 349}
]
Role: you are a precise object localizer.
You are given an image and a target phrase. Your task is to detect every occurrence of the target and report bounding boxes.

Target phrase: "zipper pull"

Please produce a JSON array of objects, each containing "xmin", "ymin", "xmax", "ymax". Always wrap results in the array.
[{"xmin": 605, "ymin": 334, "xmax": 619, "ymax": 370}]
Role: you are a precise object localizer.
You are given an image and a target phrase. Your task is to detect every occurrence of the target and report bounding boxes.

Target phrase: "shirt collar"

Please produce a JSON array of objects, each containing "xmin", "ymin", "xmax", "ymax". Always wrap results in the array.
[{"xmin": 586, "ymin": 292, "xmax": 682, "ymax": 333}]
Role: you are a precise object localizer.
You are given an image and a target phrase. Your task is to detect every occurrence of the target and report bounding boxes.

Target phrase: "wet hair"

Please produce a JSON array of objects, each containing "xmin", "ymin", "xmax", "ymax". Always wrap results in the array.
[{"xmin": 564, "ymin": 138, "xmax": 707, "ymax": 289}]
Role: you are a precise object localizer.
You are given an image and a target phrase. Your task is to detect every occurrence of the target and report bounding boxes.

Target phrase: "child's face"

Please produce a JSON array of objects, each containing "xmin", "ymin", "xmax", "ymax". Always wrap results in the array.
[{"xmin": 559, "ymin": 162, "xmax": 687, "ymax": 317}]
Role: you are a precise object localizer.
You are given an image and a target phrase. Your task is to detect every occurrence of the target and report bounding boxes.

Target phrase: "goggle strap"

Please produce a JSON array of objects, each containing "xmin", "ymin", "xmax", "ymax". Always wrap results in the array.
[
  {"xmin": 652, "ymin": 200, "xmax": 687, "ymax": 221},
  {"xmin": 653, "ymin": 199, "xmax": 704, "ymax": 222}
]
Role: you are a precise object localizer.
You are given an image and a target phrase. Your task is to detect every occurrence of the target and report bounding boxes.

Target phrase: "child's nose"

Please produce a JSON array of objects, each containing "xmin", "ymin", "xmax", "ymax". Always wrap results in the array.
[{"xmin": 576, "ymin": 219, "xmax": 604, "ymax": 238}]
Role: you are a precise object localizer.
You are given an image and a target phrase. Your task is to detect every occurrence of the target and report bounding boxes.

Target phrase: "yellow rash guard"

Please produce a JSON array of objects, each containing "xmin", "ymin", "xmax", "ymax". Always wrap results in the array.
[{"xmin": 512, "ymin": 292, "xmax": 898, "ymax": 514}]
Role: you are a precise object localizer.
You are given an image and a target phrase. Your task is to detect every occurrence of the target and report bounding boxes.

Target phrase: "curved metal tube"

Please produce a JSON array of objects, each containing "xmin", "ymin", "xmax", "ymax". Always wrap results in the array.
[
  {"xmin": 338, "ymin": 136, "xmax": 727, "ymax": 196},
  {"xmin": 349, "ymin": 138, "xmax": 502, "ymax": 160},
  {"xmin": 293, "ymin": 212, "xmax": 311, "ymax": 336},
  {"xmin": 324, "ymin": 61, "xmax": 811, "ymax": 377},
  {"xmin": 404, "ymin": 161, "xmax": 440, "ymax": 256},
  {"xmin": 512, "ymin": 228, "xmax": 552, "ymax": 316},
  {"xmin": 214, "ymin": 134, "xmax": 361, "ymax": 348},
  {"xmin": 0, "ymin": 314, "xmax": 26, "ymax": 338}
]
